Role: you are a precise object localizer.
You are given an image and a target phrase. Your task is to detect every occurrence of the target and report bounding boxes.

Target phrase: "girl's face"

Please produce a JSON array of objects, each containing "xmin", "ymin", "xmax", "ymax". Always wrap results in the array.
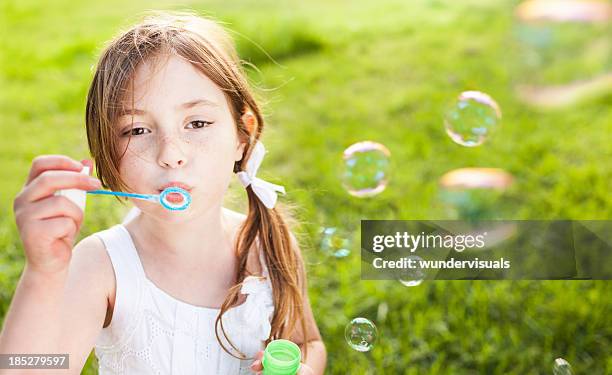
[{"xmin": 115, "ymin": 54, "xmax": 245, "ymax": 219}]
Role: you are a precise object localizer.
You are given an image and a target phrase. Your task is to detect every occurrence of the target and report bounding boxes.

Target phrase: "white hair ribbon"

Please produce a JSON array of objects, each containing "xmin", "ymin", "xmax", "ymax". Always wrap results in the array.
[{"xmin": 236, "ymin": 141, "xmax": 285, "ymax": 209}]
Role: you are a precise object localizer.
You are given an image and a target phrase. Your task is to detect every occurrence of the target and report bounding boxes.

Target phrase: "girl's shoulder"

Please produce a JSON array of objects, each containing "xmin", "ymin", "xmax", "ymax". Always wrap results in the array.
[
  {"xmin": 73, "ymin": 233, "xmax": 115, "ymax": 293},
  {"xmin": 71, "ymin": 233, "xmax": 116, "ymax": 327}
]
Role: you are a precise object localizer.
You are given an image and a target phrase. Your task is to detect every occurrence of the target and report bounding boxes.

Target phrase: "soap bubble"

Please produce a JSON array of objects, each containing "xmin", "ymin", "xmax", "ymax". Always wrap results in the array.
[
  {"xmin": 444, "ymin": 91, "xmax": 501, "ymax": 147},
  {"xmin": 553, "ymin": 358, "xmax": 573, "ymax": 375},
  {"xmin": 513, "ymin": 0, "xmax": 612, "ymax": 109},
  {"xmin": 319, "ymin": 227, "xmax": 351, "ymax": 258},
  {"xmin": 438, "ymin": 168, "xmax": 513, "ymax": 221},
  {"xmin": 438, "ymin": 170, "xmax": 517, "ymax": 254},
  {"xmin": 398, "ymin": 255, "xmax": 425, "ymax": 287},
  {"xmin": 342, "ymin": 141, "xmax": 391, "ymax": 197},
  {"xmin": 345, "ymin": 317, "xmax": 378, "ymax": 352}
]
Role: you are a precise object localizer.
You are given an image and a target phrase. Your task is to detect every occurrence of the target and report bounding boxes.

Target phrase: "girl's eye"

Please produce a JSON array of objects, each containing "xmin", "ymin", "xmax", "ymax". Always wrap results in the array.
[
  {"xmin": 122, "ymin": 127, "xmax": 151, "ymax": 136},
  {"xmin": 186, "ymin": 120, "xmax": 213, "ymax": 129}
]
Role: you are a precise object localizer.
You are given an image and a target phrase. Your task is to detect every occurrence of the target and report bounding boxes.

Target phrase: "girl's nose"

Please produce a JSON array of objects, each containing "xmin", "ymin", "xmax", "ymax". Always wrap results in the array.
[{"xmin": 157, "ymin": 138, "xmax": 188, "ymax": 168}]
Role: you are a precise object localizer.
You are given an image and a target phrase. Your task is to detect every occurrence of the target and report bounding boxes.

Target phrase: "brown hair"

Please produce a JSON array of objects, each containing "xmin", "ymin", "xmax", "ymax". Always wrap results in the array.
[{"xmin": 85, "ymin": 10, "xmax": 309, "ymax": 360}]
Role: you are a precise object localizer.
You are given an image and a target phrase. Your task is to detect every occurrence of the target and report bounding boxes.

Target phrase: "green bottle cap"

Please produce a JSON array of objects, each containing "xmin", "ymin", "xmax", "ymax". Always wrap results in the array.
[{"xmin": 262, "ymin": 339, "xmax": 301, "ymax": 375}]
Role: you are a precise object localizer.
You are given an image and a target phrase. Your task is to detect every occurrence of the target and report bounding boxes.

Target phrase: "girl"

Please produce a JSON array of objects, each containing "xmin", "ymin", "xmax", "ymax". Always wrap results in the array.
[{"xmin": 0, "ymin": 10, "xmax": 326, "ymax": 374}]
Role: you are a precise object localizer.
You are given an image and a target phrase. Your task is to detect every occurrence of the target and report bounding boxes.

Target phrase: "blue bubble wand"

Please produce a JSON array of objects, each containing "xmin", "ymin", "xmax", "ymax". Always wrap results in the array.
[{"xmin": 86, "ymin": 186, "xmax": 191, "ymax": 211}]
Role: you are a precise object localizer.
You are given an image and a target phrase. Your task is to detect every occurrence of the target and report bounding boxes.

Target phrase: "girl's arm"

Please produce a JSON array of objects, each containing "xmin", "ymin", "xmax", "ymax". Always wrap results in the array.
[
  {"xmin": 292, "ymin": 292, "xmax": 327, "ymax": 375},
  {"xmin": 0, "ymin": 156, "xmax": 111, "ymax": 373},
  {"xmin": 0, "ymin": 238, "xmax": 111, "ymax": 373},
  {"xmin": 289, "ymin": 235, "xmax": 327, "ymax": 375}
]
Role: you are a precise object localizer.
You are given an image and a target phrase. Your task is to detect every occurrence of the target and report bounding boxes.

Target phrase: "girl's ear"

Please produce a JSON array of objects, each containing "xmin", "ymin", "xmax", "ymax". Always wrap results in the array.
[
  {"xmin": 241, "ymin": 109, "xmax": 256, "ymax": 135},
  {"xmin": 236, "ymin": 106, "xmax": 256, "ymax": 163}
]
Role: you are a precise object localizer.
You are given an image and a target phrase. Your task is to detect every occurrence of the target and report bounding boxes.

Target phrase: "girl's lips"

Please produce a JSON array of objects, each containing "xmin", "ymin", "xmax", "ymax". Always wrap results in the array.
[
  {"xmin": 157, "ymin": 188, "xmax": 193, "ymax": 193},
  {"xmin": 158, "ymin": 182, "xmax": 193, "ymax": 192},
  {"xmin": 157, "ymin": 186, "xmax": 193, "ymax": 205},
  {"xmin": 164, "ymin": 191, "xmax": 186, "ymax": 203}
]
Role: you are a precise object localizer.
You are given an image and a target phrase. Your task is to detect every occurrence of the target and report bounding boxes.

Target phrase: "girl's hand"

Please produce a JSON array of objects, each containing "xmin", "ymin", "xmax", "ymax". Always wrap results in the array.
[
  {"xmin": 13, "ymin": 155, "xmax": 101, "ymax": 276},
  {"xmin": 250, "ymin": 350, "xmax": 315, "ymax": 375}
]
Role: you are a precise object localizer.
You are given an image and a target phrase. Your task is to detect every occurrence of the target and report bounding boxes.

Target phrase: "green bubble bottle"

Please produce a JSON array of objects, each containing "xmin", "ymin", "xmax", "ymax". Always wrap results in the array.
[{"xmin": 262, "ymin": 339, "xmax": 302, "ymax": 375}]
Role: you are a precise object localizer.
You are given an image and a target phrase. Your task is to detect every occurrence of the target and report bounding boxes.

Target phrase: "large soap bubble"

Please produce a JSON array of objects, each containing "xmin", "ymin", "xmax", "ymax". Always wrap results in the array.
[
  {"xmin": 438, "ymin": 168, "xmax": 514, "ymax": 221},
  {"xmin": 513, "ymin": 0, "xmax": 612, "ymax": 109},
  {"xmin": 345, "ymin": 317, "xmax": 378, "ymax": 352},
  {"xmin": 444, "ymin": 91, "xmax": 502, "ymax": 147},
  {"xmin": 341, "ymin": 141, "xmax": 391, "ymax": 197}
]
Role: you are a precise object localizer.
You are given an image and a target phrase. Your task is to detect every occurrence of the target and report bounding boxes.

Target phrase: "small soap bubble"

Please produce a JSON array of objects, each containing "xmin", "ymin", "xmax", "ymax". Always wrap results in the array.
[
  {"xmin": 553, "ymin": 358, "xmax": 573, "ymax": 375},
  {"xmin": 341, "ymin": 141, "xmax": 391, "ymax": 198},
  {"xmin": 345, "ymin": 317, "xmax": 378, "ymax": 352},
  {"xmin": 444, "ymin": 91, "xmax": 501, "ymax": 147},
  {"xmin": 398, "ymin": 255, "xmax": 425, "ymax": 287},
  {"xmin": 319, "ymin": 227, "xmax": 351, "ymax": 258}
]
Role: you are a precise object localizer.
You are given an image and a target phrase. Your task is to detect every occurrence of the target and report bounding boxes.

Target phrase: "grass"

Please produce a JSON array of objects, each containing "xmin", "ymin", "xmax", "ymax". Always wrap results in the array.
[{"xmin": 1, "ymin": 0, "xmax": 611, "ymax": 373}]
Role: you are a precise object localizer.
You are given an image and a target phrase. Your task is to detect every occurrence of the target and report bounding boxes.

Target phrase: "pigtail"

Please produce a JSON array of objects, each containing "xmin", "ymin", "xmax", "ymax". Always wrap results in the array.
[{"xmin": 214, "ymin": 139, "xmax": 310, "ymax": 361}]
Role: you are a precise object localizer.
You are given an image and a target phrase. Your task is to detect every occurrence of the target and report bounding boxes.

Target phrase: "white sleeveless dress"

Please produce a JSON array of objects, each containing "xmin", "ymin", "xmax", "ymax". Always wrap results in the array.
[{"xmin": 92, "ymin": 223, "xmax": 274, "ymax": 374}]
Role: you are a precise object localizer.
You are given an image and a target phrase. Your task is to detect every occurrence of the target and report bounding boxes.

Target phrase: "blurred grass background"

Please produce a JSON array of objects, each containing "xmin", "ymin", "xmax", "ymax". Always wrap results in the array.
[{"xmin": 1, "ymin": 0, "xmax": 611, "ymax": 373}]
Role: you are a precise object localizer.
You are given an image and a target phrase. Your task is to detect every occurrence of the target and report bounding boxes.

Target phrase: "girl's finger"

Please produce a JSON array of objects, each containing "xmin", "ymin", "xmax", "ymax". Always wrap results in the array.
[
  {"xmin": 22, "ymin": 170, "xmax": 101, "ymax": 203},
  {"xmin": 250, "ymin": 359, "xmax": 262, "ymax": 372},
  {"xmin": 26, "ymin": 155, "xmax": 84, "ymax": 185},
  {"xmin": 298, "ymin": 363, "xmax": 315, "ymax": 375},
  {"xmin": 249, "ymin": 350, "xmax": 264, "ymax": 373},
  {"xmin": 40, "ymin": 216, "xmax": 78, "ymax": 241},
  {"xmin": 25, "ymin": 195, "xmax": 85, "ymax": 225},
  {"xmin": 80, "ymin": 159, "xmax": 94, "ymax": 175}
]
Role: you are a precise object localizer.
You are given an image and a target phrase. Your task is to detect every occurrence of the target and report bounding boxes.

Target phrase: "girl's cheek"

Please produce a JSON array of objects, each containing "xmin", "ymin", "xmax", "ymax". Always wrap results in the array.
[
  {"xmin": 121, "ymin": 137, "xmax": 162, "ymax": 165},
  {"xmin": 117, "ymin": 148, "xmax": 148, "ymax": 186},
  {"xmin": 180, "ymin": 131, "xmax": 211, "ymax": 149}
]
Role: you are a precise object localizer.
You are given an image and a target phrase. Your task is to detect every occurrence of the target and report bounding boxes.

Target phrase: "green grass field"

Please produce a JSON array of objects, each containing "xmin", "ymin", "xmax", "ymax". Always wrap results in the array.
[{"xmin": 1, "ymin": 0, "xmax": 611, "ymax": 373}]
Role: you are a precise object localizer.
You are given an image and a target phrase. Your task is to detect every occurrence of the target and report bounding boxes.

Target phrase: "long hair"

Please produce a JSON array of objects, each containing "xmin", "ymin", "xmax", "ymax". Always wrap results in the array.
[{"xmin": 85, "ymin": 10, "xmax": 309, "ymax": 360}]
